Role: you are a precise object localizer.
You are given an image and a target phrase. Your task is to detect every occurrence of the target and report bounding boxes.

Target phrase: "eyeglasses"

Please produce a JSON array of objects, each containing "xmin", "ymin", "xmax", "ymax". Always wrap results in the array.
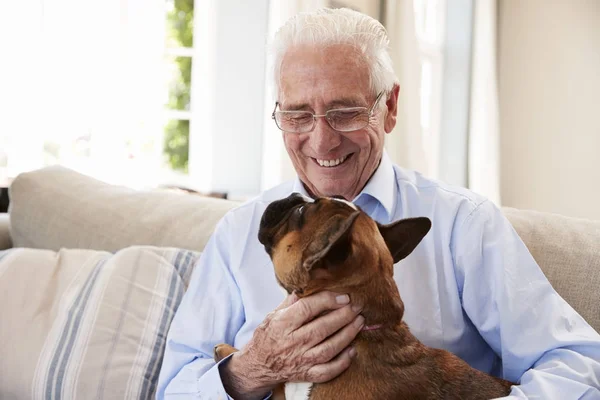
[{"xmin": 271, "ymin": 91, "xmax": 385, "ymax": 134}]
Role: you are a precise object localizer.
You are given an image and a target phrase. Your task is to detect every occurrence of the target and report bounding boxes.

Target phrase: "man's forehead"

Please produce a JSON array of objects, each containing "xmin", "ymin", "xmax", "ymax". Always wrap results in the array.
[
  {"xmin": 278, "ymin": 75, "xmax": 371, "ymax": 109},
  {"xmin": 277, "ymin": 44, "xmax": 371, "ymax": 109},
  {"xmin": 279, "ymin": 94, "xmax": 368, "ymax": 110}
]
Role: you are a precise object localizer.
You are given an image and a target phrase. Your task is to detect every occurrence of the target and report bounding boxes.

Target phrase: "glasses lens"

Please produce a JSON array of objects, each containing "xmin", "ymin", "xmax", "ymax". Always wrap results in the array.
[
  {"xmin": 327, "ymin": 108, "xmax": 370, "ymax": 132},
  {"xmin": 275, "ymin": 111, "xmax": 314, "ymax": 133}
]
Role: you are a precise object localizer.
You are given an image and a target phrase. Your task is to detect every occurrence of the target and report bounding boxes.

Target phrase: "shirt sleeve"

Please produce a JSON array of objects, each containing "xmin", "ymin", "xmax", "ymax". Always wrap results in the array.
[
  {"xmin": 454, "ymin": 200, "xmax": 600, "ymax": 399},
  {"xmin": 155, "ymin": 215, "xmax": 271, "ymax": 399}
]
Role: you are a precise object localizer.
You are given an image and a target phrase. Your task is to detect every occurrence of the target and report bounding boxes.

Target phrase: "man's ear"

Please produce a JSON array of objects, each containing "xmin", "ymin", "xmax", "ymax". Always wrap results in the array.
[
  {"xmin": 378, "ymin": 217, "xmax": 431, "ymax": 263},
  {"xmin": 302, "ymin": 211, "xmax": 360, "ymax": 271},
  {"xmin": 384, "ymin": 83, "xmax": 400, "ymax": 133}
]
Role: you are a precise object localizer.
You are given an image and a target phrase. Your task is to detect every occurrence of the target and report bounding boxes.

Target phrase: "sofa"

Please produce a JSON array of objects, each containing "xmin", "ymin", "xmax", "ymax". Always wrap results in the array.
[{"xmin": 0, "ymin": 166, "xmax": 599, "ymax": 399}]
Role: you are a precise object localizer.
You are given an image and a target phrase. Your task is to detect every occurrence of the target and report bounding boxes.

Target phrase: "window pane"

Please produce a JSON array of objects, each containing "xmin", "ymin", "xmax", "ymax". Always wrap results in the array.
[
  {"xmin": 166, "ymin": 0, "xmax": 194, "ymax": 48},
  {"xmin": 163, "ymin": 119, "xmax": 189, "ymax": 173},
  {"xmin": 165, "ymin": 55, "xmax": 192, "ymax": 111}
]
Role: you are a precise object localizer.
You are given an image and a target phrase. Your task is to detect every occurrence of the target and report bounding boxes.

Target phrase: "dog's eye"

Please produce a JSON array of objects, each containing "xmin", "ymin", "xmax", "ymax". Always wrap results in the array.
[{"xmin": 297, "ymin": 205, "xmax": 305, "ymax": 214}]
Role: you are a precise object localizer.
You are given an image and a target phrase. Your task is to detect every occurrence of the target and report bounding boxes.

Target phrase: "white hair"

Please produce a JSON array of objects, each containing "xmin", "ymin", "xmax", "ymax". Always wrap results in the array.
[{"xmin": 270, "ymin": 8, "xmax": 398, "ymax": 100}]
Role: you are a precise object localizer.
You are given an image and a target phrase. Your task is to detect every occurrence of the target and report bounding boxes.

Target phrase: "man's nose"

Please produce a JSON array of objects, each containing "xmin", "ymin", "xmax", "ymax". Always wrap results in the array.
[{"xmin": 310, "ymin": 117, "xmax": 342, "ymax": 154}]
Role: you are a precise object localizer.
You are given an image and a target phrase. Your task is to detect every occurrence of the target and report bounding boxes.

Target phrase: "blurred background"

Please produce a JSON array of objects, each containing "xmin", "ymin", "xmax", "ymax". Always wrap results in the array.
[{"xmin": 0, "ymin": 0, "xmax": 598, "ymax": 218}]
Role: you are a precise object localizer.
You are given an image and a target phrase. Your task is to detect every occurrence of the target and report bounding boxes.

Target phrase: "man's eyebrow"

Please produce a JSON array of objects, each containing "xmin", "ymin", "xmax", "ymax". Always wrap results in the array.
[
  {"xmin": 327, "ymin": 97, "xmax": 366, "ymax": 108},
  {"xmin": 280, "ymin": 97, "xmax": 366, "ymax": 111},
  {"xmin": 280, "ymin": 102, "xmax": 311, "ymax": 111}
]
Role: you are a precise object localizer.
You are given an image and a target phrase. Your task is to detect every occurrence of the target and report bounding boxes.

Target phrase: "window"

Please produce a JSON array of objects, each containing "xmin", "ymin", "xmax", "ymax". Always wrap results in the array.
[
  {"xmin": 163, "ymin": 0, "xmax": 194, "ymax": 175},
  {"xmin": 0, "ymin": 1, "xmax": 197, "ymax": 190}
]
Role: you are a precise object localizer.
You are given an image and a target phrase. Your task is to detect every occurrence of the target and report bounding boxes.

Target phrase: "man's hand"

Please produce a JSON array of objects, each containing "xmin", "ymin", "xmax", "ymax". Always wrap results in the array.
[{"xmin": 220, "ymin": 291, "xmax": 364, "ymax": 399}]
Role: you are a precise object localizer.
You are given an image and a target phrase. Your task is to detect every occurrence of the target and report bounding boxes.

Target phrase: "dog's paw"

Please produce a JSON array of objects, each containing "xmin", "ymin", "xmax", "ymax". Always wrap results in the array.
[{"xmin": 213, "ymin": 343, "xmax": 238, "ymax": 362}]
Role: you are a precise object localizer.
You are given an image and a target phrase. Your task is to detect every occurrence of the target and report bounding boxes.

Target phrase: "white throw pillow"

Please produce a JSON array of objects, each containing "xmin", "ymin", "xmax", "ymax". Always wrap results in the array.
[{"xmin": 0, "ymin": 246, "xmax": 200, "ymax": 400}]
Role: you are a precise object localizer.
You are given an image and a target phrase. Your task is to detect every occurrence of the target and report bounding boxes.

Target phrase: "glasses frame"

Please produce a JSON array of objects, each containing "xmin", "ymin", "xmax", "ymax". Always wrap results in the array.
[{"xmin": 271, "ymin": 91, "xmax": 385, "ymax": 134}]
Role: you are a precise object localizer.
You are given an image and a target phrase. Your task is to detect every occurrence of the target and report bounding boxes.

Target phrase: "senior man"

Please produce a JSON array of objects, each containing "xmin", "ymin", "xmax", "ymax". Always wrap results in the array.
[{"xmin": 157, "ymin": 8, "xmax": 600, "ymax": 399}]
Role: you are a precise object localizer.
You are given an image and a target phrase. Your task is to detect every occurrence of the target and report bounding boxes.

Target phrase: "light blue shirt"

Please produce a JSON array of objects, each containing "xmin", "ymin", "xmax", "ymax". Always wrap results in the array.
[{"xmin": 157, "ymin": 152, "xmax": 600, "ymax": 399}]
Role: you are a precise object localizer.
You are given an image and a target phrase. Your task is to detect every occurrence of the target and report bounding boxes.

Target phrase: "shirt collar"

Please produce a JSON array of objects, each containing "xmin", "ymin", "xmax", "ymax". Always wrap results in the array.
[{"xmin": 291, "ymin": 150, "xmax": 397, "ymax": 221}]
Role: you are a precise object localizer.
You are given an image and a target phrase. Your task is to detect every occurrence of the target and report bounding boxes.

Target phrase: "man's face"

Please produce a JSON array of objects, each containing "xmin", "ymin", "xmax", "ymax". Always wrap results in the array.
[{"xmin": 278, "ymin": 44, "xmax": 398, "ymax": 201}]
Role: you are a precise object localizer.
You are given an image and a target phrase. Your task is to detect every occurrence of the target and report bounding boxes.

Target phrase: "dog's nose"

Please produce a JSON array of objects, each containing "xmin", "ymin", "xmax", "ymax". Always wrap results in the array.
[
  {"xmin": 258, "ymin": 193, "xmax": 309, "ymax": 248},
  {"xmin": 264, "ymin": 193, "xmax": 308, "ymax": 221}
]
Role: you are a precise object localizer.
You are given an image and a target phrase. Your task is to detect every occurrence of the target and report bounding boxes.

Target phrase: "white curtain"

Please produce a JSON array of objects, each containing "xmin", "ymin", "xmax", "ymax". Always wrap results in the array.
[
  {"xmin": 384, "ymin": 0, "xmax": 430, "ymax": 177},
  {"xmin": 385, "ymin": 0, "xmax": 502, "ymax": 204},
  {"xmin": 468, "ymin": 0, "xmax": 501, "ymax": 205},
  {"xmin": 0, "ymin": 0, "xmax": 165, "ymax": 188}
]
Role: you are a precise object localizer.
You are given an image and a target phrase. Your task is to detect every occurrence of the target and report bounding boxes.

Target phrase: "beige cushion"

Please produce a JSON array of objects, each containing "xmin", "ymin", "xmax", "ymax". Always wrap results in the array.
[
  {"xmin": 504, "ymin": 207, "xmax": 600, "ymax": 332},
  {"xmin": 7, "ymin": 166, "xmax": 599, "ymax": 333},
  {"xmin": 9, "ymin": 166, "xmax": 239, "ymax": 252},
  {"xmin": 0, "ymin": 246, "xmax": 200, "ymax": 399}
]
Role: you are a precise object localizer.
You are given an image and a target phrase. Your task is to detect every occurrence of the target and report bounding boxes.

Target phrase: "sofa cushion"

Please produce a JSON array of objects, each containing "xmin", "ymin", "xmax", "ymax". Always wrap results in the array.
[
  {"xmin": 0, "ymin": 246, "xmax": 200, "ymax": 399},
  {"xmin": 504, "ymin": 207, "xmax": 600, "ymax": 333},
  {"xmin": 8, "ymin": 166, "xmax": 239, "ymax": 253}
]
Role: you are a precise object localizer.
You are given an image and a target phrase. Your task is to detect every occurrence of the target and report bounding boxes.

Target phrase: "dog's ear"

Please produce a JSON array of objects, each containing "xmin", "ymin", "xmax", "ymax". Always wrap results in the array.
[
  {"xmin": 377, "ymin": 217, "xmax": 431, "ymax": 263},
  {"xmin": 302, "ymin": 211, "xmax": 360, "ymax": 271}
]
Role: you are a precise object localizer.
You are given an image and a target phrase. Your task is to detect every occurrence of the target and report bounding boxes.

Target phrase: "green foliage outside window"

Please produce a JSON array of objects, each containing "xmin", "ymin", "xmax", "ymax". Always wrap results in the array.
[{"xmin": 163, "ymin": 0, "xmax": 193, "ymax": 172}]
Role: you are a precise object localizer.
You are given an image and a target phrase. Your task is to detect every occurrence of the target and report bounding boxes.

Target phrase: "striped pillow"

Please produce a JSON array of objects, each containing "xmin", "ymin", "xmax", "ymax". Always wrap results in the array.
[{"xmin": 0, "ymin": 246, "xmax": 200, "ymax": 400}]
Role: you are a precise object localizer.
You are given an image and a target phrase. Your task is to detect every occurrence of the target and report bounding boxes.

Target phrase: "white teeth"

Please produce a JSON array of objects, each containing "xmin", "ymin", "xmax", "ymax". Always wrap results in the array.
[{"xmin": 317, "ymin": 155, "xmax": 347, "ymax": 167}]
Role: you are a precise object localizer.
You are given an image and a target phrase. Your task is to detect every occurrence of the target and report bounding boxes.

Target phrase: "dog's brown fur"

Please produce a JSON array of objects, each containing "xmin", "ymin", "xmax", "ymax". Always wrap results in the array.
[{"xmin": 215, "ymin": 193, "xmax": 515, "ymax": 399}]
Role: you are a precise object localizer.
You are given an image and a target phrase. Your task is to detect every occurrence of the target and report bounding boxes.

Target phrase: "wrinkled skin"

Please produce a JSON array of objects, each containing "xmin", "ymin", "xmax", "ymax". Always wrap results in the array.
[
  {"xmin": 279, "ymin": 43, "xmax": 399, "ymax": 201},
  {"xmin": 221, "ymin": 291, "xmax": 364, "ymax": 398}
]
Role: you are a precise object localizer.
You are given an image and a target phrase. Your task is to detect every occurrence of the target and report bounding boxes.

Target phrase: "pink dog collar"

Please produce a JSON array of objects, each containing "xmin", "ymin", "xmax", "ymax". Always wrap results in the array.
[{"xmin": 362, "ymin": 324, "xmax": 383, "ymax": 331}]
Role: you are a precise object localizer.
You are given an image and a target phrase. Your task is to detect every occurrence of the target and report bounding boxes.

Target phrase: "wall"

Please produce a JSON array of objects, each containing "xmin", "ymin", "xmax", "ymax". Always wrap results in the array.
[{"xmin": 498, "ymin": 0, "xmax": 600, "ymax": 219}]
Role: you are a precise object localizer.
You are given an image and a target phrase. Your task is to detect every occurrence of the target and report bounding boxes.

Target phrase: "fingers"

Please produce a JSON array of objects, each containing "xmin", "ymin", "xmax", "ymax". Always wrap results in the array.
[
  {"xmin": 283, "ymin": 291, "xmax": 352, "ymax": 330},
  {"xmin": 303, "ymin": 346, "xmax": 357, "ymax": 383},
  {"xmin": 242, "ymin": 290, "xmax": 361, "ymax": 386},
  {"xmin": 296, "ymin": 303, "xmax": 363, "ymax": 348},
  {"xmin": 300, "ymin": 313, "xmax": 364, "ymax": 363}
]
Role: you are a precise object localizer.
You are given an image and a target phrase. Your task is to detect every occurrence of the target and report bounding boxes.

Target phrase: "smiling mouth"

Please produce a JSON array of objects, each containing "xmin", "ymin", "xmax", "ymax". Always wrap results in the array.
[{"xmin": 314, "ymin": 153, "xmax": 353, "ymax": 168}]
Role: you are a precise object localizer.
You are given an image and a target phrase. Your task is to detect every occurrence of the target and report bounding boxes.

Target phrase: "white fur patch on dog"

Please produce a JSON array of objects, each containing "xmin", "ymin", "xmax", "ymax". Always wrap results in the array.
[
  {"xmin": 285, "ymin": 382, "xmax": 312, "ymax": 400},
  {"xmin": 330, "ymin": 197, "xmax": 358, "ymax": 210},
  {"xmin": 301, "ymin": 194, "xmax": 315, "ymax": 203}
]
